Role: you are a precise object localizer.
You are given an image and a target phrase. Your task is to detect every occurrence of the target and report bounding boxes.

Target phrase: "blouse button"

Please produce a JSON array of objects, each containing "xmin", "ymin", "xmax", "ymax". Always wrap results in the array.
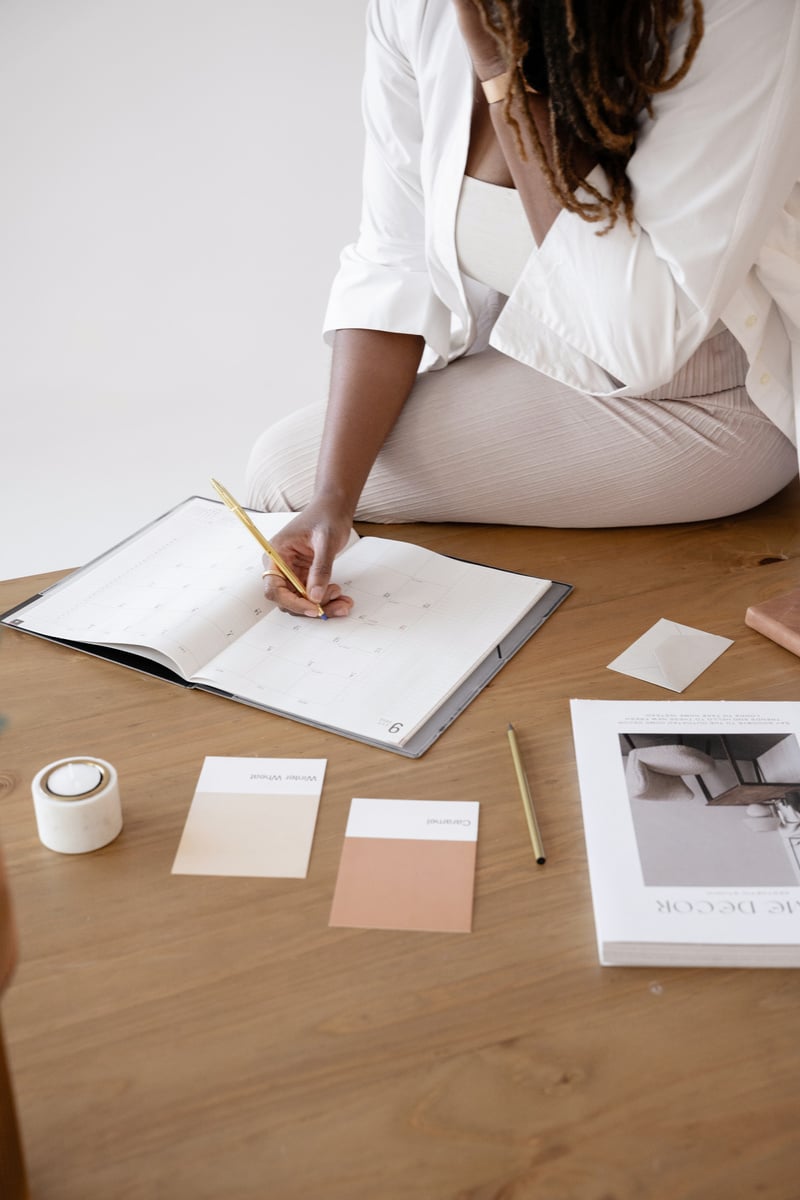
[
  {"xmin": 759, "ymin": 372, "xmax": 771, "ymax": 386},
  {"xmin": 745, "ymin": 314, "xmax": 758, "ymax": 328}
]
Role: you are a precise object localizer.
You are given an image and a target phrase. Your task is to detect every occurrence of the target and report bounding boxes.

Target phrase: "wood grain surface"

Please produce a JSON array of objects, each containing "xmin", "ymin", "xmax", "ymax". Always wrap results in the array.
[{"xmin": 0, "ymin": 480, "xmax": 799, "ymax": 1200}]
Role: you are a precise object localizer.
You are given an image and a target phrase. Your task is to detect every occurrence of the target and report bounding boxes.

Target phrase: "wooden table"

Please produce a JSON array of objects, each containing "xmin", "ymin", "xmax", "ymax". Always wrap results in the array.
[{"xmin": 1, "ymin": 482, "xmax": 799, "ymax": 1200}]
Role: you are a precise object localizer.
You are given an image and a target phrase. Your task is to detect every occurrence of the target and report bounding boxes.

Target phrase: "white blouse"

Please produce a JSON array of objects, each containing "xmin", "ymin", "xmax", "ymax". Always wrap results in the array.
[{"xmin": 323, "ymin": 0, "xmax": 800, "ymax": 446}]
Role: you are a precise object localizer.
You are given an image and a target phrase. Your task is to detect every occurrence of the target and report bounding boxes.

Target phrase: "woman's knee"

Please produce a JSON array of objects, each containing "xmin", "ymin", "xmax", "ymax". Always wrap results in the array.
[{"xmin": 244, "ymin": 407, "xmax": 322, "ymax": 512}]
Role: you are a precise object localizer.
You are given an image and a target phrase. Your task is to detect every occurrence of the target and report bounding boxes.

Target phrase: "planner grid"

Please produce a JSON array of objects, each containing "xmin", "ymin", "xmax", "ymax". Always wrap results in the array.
[{"xmin": 9, "ymin": 497, "xmax": 551, "ymax": 747}]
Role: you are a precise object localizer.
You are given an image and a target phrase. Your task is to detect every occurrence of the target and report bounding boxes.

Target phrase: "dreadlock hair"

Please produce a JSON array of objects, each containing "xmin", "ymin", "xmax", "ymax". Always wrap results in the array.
[{"xmin": 474, "ymin": 0, "xmax": 704, "ymax": 230}]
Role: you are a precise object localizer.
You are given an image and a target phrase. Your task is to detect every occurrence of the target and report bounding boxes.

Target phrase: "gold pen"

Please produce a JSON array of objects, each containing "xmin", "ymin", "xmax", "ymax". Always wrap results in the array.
[
  {"xmin": 507, "ymin": 723, "xmax": 546, "ymax": 865},
  {"xmin": 210, "ymin": 478, "xmax": 327, "ymax": 620}
]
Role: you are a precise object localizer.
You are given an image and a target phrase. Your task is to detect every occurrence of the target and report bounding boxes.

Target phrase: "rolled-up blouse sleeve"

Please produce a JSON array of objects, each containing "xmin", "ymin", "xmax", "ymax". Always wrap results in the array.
[
  {"xmin": 492, "ymin": 0, "xmax": 800, "ymax": 396},
  {"xmin": 323, "ymin": 0, "xmax": 452, "ymax": 367}
]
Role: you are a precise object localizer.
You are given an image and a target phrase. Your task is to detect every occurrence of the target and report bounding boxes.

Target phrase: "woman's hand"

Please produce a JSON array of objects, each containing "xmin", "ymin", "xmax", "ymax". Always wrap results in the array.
[
  {"xmin": 262, "ymin": 327, "xmax": 425, "ymax": 620},
  {"xmin": 450, "ymin": 0, "xmax": 509, "ymax": 81},
  {"xmin": 263, "ymin": 498, "xmax": 355, "ymax": 619}
]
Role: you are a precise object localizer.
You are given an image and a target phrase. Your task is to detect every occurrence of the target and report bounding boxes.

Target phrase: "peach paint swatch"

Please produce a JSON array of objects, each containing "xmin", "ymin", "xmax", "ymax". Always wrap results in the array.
[
  {"xmin": 329, "ymin": 798, "xmax": 479, "ymax": 933},
  {"xmin": 172, "ymin": 756, "xmax": 326, "ymax": 878}
]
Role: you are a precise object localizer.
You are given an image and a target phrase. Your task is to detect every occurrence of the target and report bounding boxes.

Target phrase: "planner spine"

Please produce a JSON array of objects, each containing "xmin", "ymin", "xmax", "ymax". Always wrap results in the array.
[{"xmin": 745, "ymin": 587, "xmax": 800, "ymax": 658}]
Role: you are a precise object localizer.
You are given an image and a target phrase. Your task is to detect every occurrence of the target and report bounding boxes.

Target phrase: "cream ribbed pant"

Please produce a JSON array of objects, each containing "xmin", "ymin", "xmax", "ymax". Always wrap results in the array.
[{"xmin": 244, "ymin": 331, "xmax": 796, "ymax": 527}]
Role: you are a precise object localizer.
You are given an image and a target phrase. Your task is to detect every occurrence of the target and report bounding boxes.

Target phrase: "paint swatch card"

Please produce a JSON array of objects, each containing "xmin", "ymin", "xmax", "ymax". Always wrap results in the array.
[
  {"xmin": 329, "ymin": 798, "xmax": 479, "ymax": 933},
  {"xmin": 172, "ymin": 756, "xmax": 326, "ymax": 878}
]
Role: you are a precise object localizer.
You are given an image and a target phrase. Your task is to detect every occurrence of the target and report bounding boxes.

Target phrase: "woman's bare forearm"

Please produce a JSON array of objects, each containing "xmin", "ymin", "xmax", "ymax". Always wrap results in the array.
[
  {"xmin": 313, "ymin": 327, "xmax": 425, "ymax": 517},
  {"xmin": 262, "ymin": 328, "xmax": 425, "ymax": 619},
  {"xmin": 487, "ymin": 91, "xmax": 566, "ymax": 244}
]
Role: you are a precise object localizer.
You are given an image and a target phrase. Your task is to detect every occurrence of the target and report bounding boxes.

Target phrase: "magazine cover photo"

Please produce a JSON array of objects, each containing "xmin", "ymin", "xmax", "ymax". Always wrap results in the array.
[{"xmin": 619, "ymin": 731, "xmax": 800, "ymax": 888}]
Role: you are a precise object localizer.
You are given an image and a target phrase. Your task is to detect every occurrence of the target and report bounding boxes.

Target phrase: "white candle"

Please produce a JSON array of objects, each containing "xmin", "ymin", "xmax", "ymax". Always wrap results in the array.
[
  {"xmin": 32, "ymin": 757, "xmax": 122, "ymax": 854},
  {"xmin": 46, "ymin": 761, "xmax": 103, "ymax": 798}
]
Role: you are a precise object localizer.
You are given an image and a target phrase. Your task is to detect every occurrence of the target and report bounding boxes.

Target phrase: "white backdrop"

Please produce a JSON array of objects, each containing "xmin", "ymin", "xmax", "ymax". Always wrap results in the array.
[{"xmin": 0, "ymin": 0, "xmax": 368, "ymax": 578}]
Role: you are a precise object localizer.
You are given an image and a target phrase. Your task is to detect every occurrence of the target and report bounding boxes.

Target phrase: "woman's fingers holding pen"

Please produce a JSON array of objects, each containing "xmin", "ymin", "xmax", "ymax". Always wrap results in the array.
[
  {"xmin": 262, "ymin": 506, "xmax": 355, "ymax": 618},
  {"xmin": 262, "ymin": 571, "xmax": 353, "ymax": 619},
  {"xmin": 305, "ymin": 535, "xmax": 345, "ymax": 608},
  {"xmin": 306, "ymin": 518, "xmax": 355, "ymax": 615}
]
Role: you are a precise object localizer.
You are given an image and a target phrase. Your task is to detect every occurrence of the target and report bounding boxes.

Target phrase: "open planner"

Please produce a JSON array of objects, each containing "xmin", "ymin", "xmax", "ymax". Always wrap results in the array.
[{"xmin": 1, "ymin": 497, "xmax": 571, "ymax": 756}]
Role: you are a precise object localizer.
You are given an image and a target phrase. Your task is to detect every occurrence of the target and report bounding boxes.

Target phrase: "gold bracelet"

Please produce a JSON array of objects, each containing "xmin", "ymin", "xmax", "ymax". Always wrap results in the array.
[
  {"xmin": 481, "ymin": 70, "xmax": 511, "ymax": 105},
  {"xmin": 481, "ymin": 67, "xmax": 541, "ymax": 105}
]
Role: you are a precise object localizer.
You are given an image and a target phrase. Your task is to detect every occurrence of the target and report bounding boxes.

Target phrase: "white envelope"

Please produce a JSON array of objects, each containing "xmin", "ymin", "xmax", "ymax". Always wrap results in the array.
[{"xmin": 607, "ymin": 618, "xmax": 733, "ymax": 692}]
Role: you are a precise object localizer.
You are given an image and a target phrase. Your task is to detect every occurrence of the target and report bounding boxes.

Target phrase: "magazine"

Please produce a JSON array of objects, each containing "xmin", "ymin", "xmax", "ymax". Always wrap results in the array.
[{"xmin": 570, "ymin": 699, "xmax": 800, "ymax": 967}]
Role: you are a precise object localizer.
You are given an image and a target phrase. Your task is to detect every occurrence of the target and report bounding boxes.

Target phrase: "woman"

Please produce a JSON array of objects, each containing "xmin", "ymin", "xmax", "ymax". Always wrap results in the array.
[{"xmin": 245, "ymin": 0, "xmax": 800, "ymax": 619}]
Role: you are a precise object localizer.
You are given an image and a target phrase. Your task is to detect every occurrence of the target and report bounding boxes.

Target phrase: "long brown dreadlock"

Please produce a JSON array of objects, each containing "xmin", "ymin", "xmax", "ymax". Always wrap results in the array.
[{"xmin": 473, "ymin": 0, "xmax": 704, "ymax": 229}]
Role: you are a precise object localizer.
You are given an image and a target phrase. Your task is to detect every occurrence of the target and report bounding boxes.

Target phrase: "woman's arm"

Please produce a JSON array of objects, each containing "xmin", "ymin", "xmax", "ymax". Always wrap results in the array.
[
  {"xmin": 263, "ymin": 5, "xmax": 436, "ymax": 619},
  {"xmin": 455, "ymin": 0, "xmax": 800, "ymax": 397},
  {"xmin": 264, "ymin": 327, "xmax": 425, "ymax": 619},
  {"xmin": 451, "ymin": 0, "xmax": 580, "ymax": 244},
  {"xmin": 315, "ymin": 328, "xmax": 425, "ymax": 518},
  {"xmin": 322, "ymin": 1, "xmax": 454, "ymax": 371}
]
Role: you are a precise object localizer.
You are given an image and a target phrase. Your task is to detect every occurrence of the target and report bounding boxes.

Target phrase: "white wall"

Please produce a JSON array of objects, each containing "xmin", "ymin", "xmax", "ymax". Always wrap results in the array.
[
  {"xmin": 0, "ymin": 0, "xmax": 367, "ymax": 579},
  {"xmin": 760, "ymin": 736, "xmax": 800, "ymax": 782}
]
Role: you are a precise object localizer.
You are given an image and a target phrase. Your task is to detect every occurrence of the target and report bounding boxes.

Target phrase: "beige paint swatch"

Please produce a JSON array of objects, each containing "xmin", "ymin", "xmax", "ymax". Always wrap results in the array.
[
  {"xmin": 172, "ymin": 756, "xmax": 326, "ymax": 878},
  {"xmin": 329, "ymin": 798, "xmax": 479, "ymax": 933}
]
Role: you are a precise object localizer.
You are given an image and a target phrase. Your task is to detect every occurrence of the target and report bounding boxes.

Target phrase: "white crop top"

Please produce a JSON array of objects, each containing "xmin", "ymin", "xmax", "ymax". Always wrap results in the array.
[
  {"xmin": 455, "ymin": 174, "xmax": 731, "ymax": 325},
  {"xmin": 455, "ymin": 175, "xmax": 535, "ymax": 295}
]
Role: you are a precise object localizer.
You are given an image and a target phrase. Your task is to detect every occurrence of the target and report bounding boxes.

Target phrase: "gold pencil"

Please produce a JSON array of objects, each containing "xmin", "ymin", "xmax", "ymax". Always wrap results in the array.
[
  {"xmin": 507, "ymin": 723, "xmax": 546, "ymax": 865},
  {"xmin": 210, "ymin": 478, "xmax": 327, "ymax": 620}
]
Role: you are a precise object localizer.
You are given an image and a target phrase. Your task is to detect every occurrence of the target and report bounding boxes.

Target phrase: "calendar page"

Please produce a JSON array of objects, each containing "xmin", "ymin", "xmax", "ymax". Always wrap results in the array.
[
  {"xmin": 195, "ymin": 535, "xmax": 551, "ymax": 747},
  {"xmin": 6, "ymin": 497, "xmax": 553, "ymax": 750},
  {"xmin": 6, "ymin": 498, "xmax": 301, "ymax": 678}
]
